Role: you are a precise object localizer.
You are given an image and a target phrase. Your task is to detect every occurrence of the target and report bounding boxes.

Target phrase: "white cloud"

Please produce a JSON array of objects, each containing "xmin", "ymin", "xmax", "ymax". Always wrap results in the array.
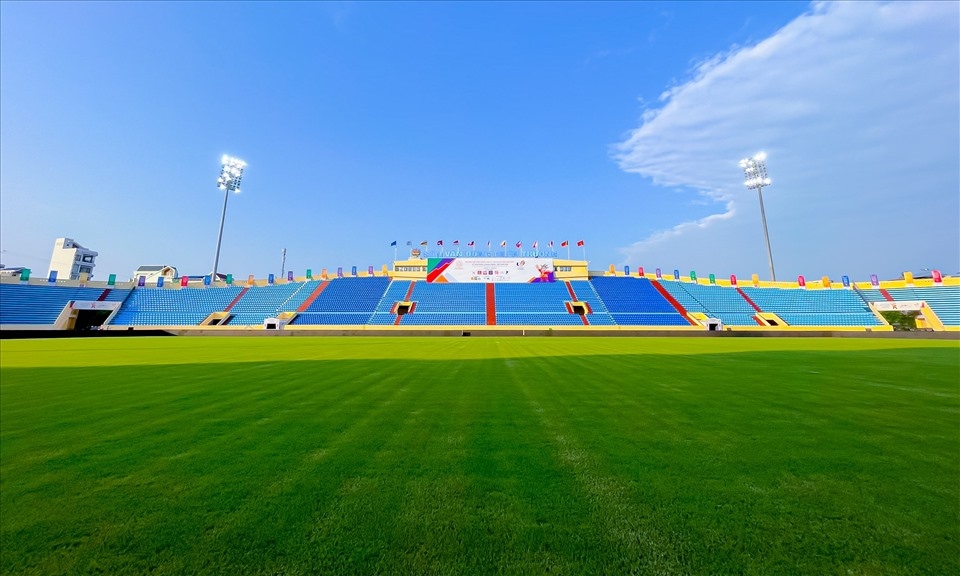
[{"xmin": 614, "ymin": 1, "xmax": 960, "ymax": 279}]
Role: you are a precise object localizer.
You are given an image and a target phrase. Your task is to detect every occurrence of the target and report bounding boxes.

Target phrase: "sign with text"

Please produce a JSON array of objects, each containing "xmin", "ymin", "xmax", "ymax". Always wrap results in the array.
[
  {"xmin": 874, "ymin": 301, "xmax": 924, "ymax": 312},
  {"xmin": 426, "ymin": 258, "xmax": 555, "ymax": 283},
  {"xmin": 71, "ymin": 301, "xmax": 120, "ymax": 311}
]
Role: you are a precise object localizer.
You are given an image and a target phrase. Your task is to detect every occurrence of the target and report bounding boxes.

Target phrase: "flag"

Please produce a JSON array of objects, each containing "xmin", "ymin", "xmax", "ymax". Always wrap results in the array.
[
  {"xmin": 453, "ymin": 240, "xmax": 459, "ymax": 245},
  {"xmin": 577, "ymin": 240, "xmax": 585, "ymax": 247},
  {"xmin": 516, "ymin": 241, "xmax": 522, "ymax": 249},
  {"xmin": 390, "ymin": 240, "xmax": 397, "ymax": 246},
  {"xmin": 561, "ymin": 240, "xmax": 569, "ymax": 247},
  {"xmin": 532, "ymin": 241, "xmax": 538, "ymax": 249},
  {"xmin": 420, "ymin": 241, "xmax": 428, "ymax": 246},
  {"xmin": 406, "ymin": 241, "xmax": 412, "ymax": 246},
  {"xmin": 437, "ymin": 240, "xmax": 443, "ymax": 246},
  {"xmin": 500, "ymin": 240, "xmax": 507, "ymax": 247},
  {"xmin": 548, "ymin": 240, "xmax": 554, "ymax": 248},
  {"xmin": 486, "ymin": 240, "xmax": 491, "ymax": 248},
  {"xmin": 468, "ymin": 241, "xmax": 475, "ymax": 247}
]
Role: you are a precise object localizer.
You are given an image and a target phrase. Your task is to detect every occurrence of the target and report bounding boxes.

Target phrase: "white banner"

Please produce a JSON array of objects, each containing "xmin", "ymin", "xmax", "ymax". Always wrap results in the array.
[
  {"xmin": 873, "ymin": 300, "xmax": 924, "ymax": 311},
  {"xmin": 71, "ymin": 301, "xmax": 120, "ymax": 311},
  {"xmin": 427, "ymin": 258, "xmax": 555, "ymax": 283}
]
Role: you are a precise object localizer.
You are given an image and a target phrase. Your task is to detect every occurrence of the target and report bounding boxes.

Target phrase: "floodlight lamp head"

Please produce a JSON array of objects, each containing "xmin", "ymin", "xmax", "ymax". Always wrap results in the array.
[
  {"xmin": 740, "ymin": 152, "xmax": 770, "ymax": 189},
  {"xmin": 217, "ymin": 155, "xmax": 246, "ymax": 193},
  {"xmin": 221, "ymin": 155, "xmax": 246, "ymax": 169}
]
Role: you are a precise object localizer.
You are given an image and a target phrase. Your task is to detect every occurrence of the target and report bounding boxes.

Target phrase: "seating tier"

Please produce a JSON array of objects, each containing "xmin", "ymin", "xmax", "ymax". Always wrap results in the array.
[
  {"xmin": 294, "ymin": 277, "xmax": 391, "ymax": 324},
  {"xmin": 659, "ymin": 281, "xmax": 757, "ymax": 326},
  {"xmin": 110, "ymin": 286, "xmax": 243, "ymax": 326},
  {"xmin": 589, "ymin": 278, "xmax": 687, "ymax": 326},
  {"xmin": 226, "ymin": 281, "xmax": 320, "ymax": 325},
  {"xmin": 739, "ymin": 286, "xmax": 881, "ymax": 326},
  {"xmin": 0, "ymin": 284, "xmax": 130, "ymax": 325}
]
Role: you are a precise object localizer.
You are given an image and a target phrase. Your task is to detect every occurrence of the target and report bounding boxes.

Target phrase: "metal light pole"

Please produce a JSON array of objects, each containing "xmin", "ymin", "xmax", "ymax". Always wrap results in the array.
[
  {"xmin": 739, "ymin": 152, "xmax": 776, "ymax": 282},
  {"xmin": 212, "ymin": 155, "xmax": 246, "ymax": 282}
]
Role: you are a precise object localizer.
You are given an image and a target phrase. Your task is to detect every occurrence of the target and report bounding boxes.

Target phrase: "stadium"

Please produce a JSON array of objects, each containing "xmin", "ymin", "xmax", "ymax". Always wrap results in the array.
[
  {"xmin": 1, "ymin": 254, "xmax": 958, "ymax": 333},
  {"xmin": 1, "ymin": 253, "xmax": 958, "ymax": 574},
  {"xmin": 2, "ymin": 1, "xmax": 958, "ymax": 574}
]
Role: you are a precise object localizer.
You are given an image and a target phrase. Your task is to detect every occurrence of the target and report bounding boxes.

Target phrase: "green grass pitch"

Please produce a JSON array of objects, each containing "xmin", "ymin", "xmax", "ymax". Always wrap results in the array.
[{"xmin": 1, "ymin": 336, "xmax": 958, "ymax": 575}]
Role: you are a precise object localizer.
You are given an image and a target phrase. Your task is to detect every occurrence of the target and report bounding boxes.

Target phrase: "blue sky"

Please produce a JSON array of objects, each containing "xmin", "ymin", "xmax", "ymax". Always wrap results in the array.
[{"xmin": 1, "ymin": 1, "xmax": 957, "ymax": 281}]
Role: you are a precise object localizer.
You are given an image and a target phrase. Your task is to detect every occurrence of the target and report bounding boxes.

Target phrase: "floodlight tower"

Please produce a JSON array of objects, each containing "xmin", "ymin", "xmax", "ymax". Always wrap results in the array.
[
  {"xmin": 739, "ymin": 152, "xmax": 776, "ymax": 282},
  {"xmin": 212, "ymin": 155, "xmax": 246, "ymax": 282}
]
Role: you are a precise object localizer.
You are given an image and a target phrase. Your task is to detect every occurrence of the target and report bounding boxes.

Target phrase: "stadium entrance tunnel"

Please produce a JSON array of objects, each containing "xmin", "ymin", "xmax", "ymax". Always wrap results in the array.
[
  {"xmin": 59, "ymin": 301, "xmax": 122, "ymax": 331},
  {"xmin": 564, "ymin": 301, "xmax": 591, "ymax": 315},
  {"xmin": 73, "ymin": 309, "xmax": 112, "ymax": 331},
  {"xmin": 201, "ymin": 311, "xmax": 231, "ymax": 326}
]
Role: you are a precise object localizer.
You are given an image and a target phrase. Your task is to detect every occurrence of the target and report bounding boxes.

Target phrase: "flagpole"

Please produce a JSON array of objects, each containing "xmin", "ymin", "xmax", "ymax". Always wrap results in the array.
[
  {"xmin": 567, "ymin": 245, "xmax": 570, "ymax": 260},
  {"xmin": 582, "ymin": 245, "xmax": 586, "ymax": 262}
]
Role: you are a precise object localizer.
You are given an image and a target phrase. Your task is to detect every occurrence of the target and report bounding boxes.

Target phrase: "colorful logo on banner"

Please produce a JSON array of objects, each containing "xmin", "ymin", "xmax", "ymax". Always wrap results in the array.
[
  {"xmin": 709, "ymin": 273, "xmax": 716, "ymax": 285},
  {"xmin": 203, "ymin": 275, "xmax": 211, "ymax": 286},
  {"xmin": 870, "ymin": 274, "xmax": 879, "ymax": 287},
  {"xmin": 107, "ymin": 273, "xmax": 116, "ymax": 286},
  {"xmin": 798, "ymin": 275, "xmax": 806, "ymax": 288},
  {"xmin": 624, "ymin": 266, "xmax": 630, "ymax": 275},
  {"xmin": 48, "ymin": 270, "xmax": 57, "ymax": 283},
  {"xmin": 287, "ymin": 271, "xmax": 294, "ymax": 282},
  {"xmin": 368, "ymin": 266, "xmax": 375, "ymax": 276},
  {"xmin": 157, "ymin": 276, "xmax": 164, "ymax": 288},
  {"xmin": 337, "ymin": 267, "xmax": 343, "ymax": 278},
  {"xmin": 690, "ymin": 271, "xmax": 697, "ymax": 281},
  {"xmin": 268, "ymin": 274, "xmax": 274, "ymax": 284},
  {"xmin": 351, "ymin": 266, "xmax": 358, "ymax": 276},
  {"xmin": 181, "ymin": 276, "xmax": 189, "ymax": 287},
  {"xmin": 226, "ymin": 274, "xmax": 233, "ymax": 285},
  {"xmin": 638, "ymin": 267, "xmax": 644, "ymax": 277},
  {"xmin": 247, "ymin": 274, "xmax": 255, "ymax": 286},
  {"xmin": 841, "ymin": 275, "xmax": 850, "ymax": 288},
  {"xmin": 730, "ymin": 274, "xmax": 738, "ymax": 286},
  {"xmin": 932, "ymin": 270, "xmax": 943, "ymax": 283},
  {"xmin": 306, "ymin": 269, "xmax": 313, "ymax": 279},
  {"xmin": 138, "ymin": 276, "xmax": 146, "ymax": 287},
  {"xmin": 655, "ymin": 268, "xmax": 662, "ymax": 280},
  {"xmin": 673, "ymin": 269, "xmax": 680, "ymax": 280}
]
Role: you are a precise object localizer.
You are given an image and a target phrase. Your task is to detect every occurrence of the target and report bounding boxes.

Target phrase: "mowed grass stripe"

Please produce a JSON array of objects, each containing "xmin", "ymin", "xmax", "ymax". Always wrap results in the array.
[
  {"xmin": 1, "ymin": 338, "xmax": 958, "ymax": 575},
  {"xmin": 517, "ymin": 349, "xmax": 959, "ymax": 574},
  {"xmin": 300, "ymin": 358, "xmax": 614, "ymax": 575},
  {"xmin": 513, "ymin": 354, "xmax": 683, "ymax": 574},
  {"xmin": 189, "ymin": 361, "xmax": 435, "ymax": 575},
  {"xmin": 2, "ymin": 336, "xmax": 957, "ymax": 368},
  {"xmin": 2, "ymin": 361, "xmax": 426, "ymax": 574}
]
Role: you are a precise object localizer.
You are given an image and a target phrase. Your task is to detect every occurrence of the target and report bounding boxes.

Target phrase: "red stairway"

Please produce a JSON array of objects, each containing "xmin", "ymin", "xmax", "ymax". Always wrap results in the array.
[
  {"xmin": 651, "ymin": 280, "xmax": 697, "ymax": 325},
  {"xmin": 485, "ymin": 284, "xmax": 497, "ymax": 325}
]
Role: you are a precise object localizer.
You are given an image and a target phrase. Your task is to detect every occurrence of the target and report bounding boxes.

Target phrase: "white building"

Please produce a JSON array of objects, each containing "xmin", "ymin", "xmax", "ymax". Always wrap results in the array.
[
  {"xmin": 48, "ymin": 237, "xmax": 97, "ymax": 280},
  {"xmin": 132, "ymin": 265, "xmax": 178, "ymax": 283}
]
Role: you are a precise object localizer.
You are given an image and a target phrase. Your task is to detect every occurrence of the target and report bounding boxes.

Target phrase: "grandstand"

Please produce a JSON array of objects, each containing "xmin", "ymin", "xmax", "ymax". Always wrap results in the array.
[{"xmin": 2, "ymin": 258, "xmax": 957, "ymax": 332}]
